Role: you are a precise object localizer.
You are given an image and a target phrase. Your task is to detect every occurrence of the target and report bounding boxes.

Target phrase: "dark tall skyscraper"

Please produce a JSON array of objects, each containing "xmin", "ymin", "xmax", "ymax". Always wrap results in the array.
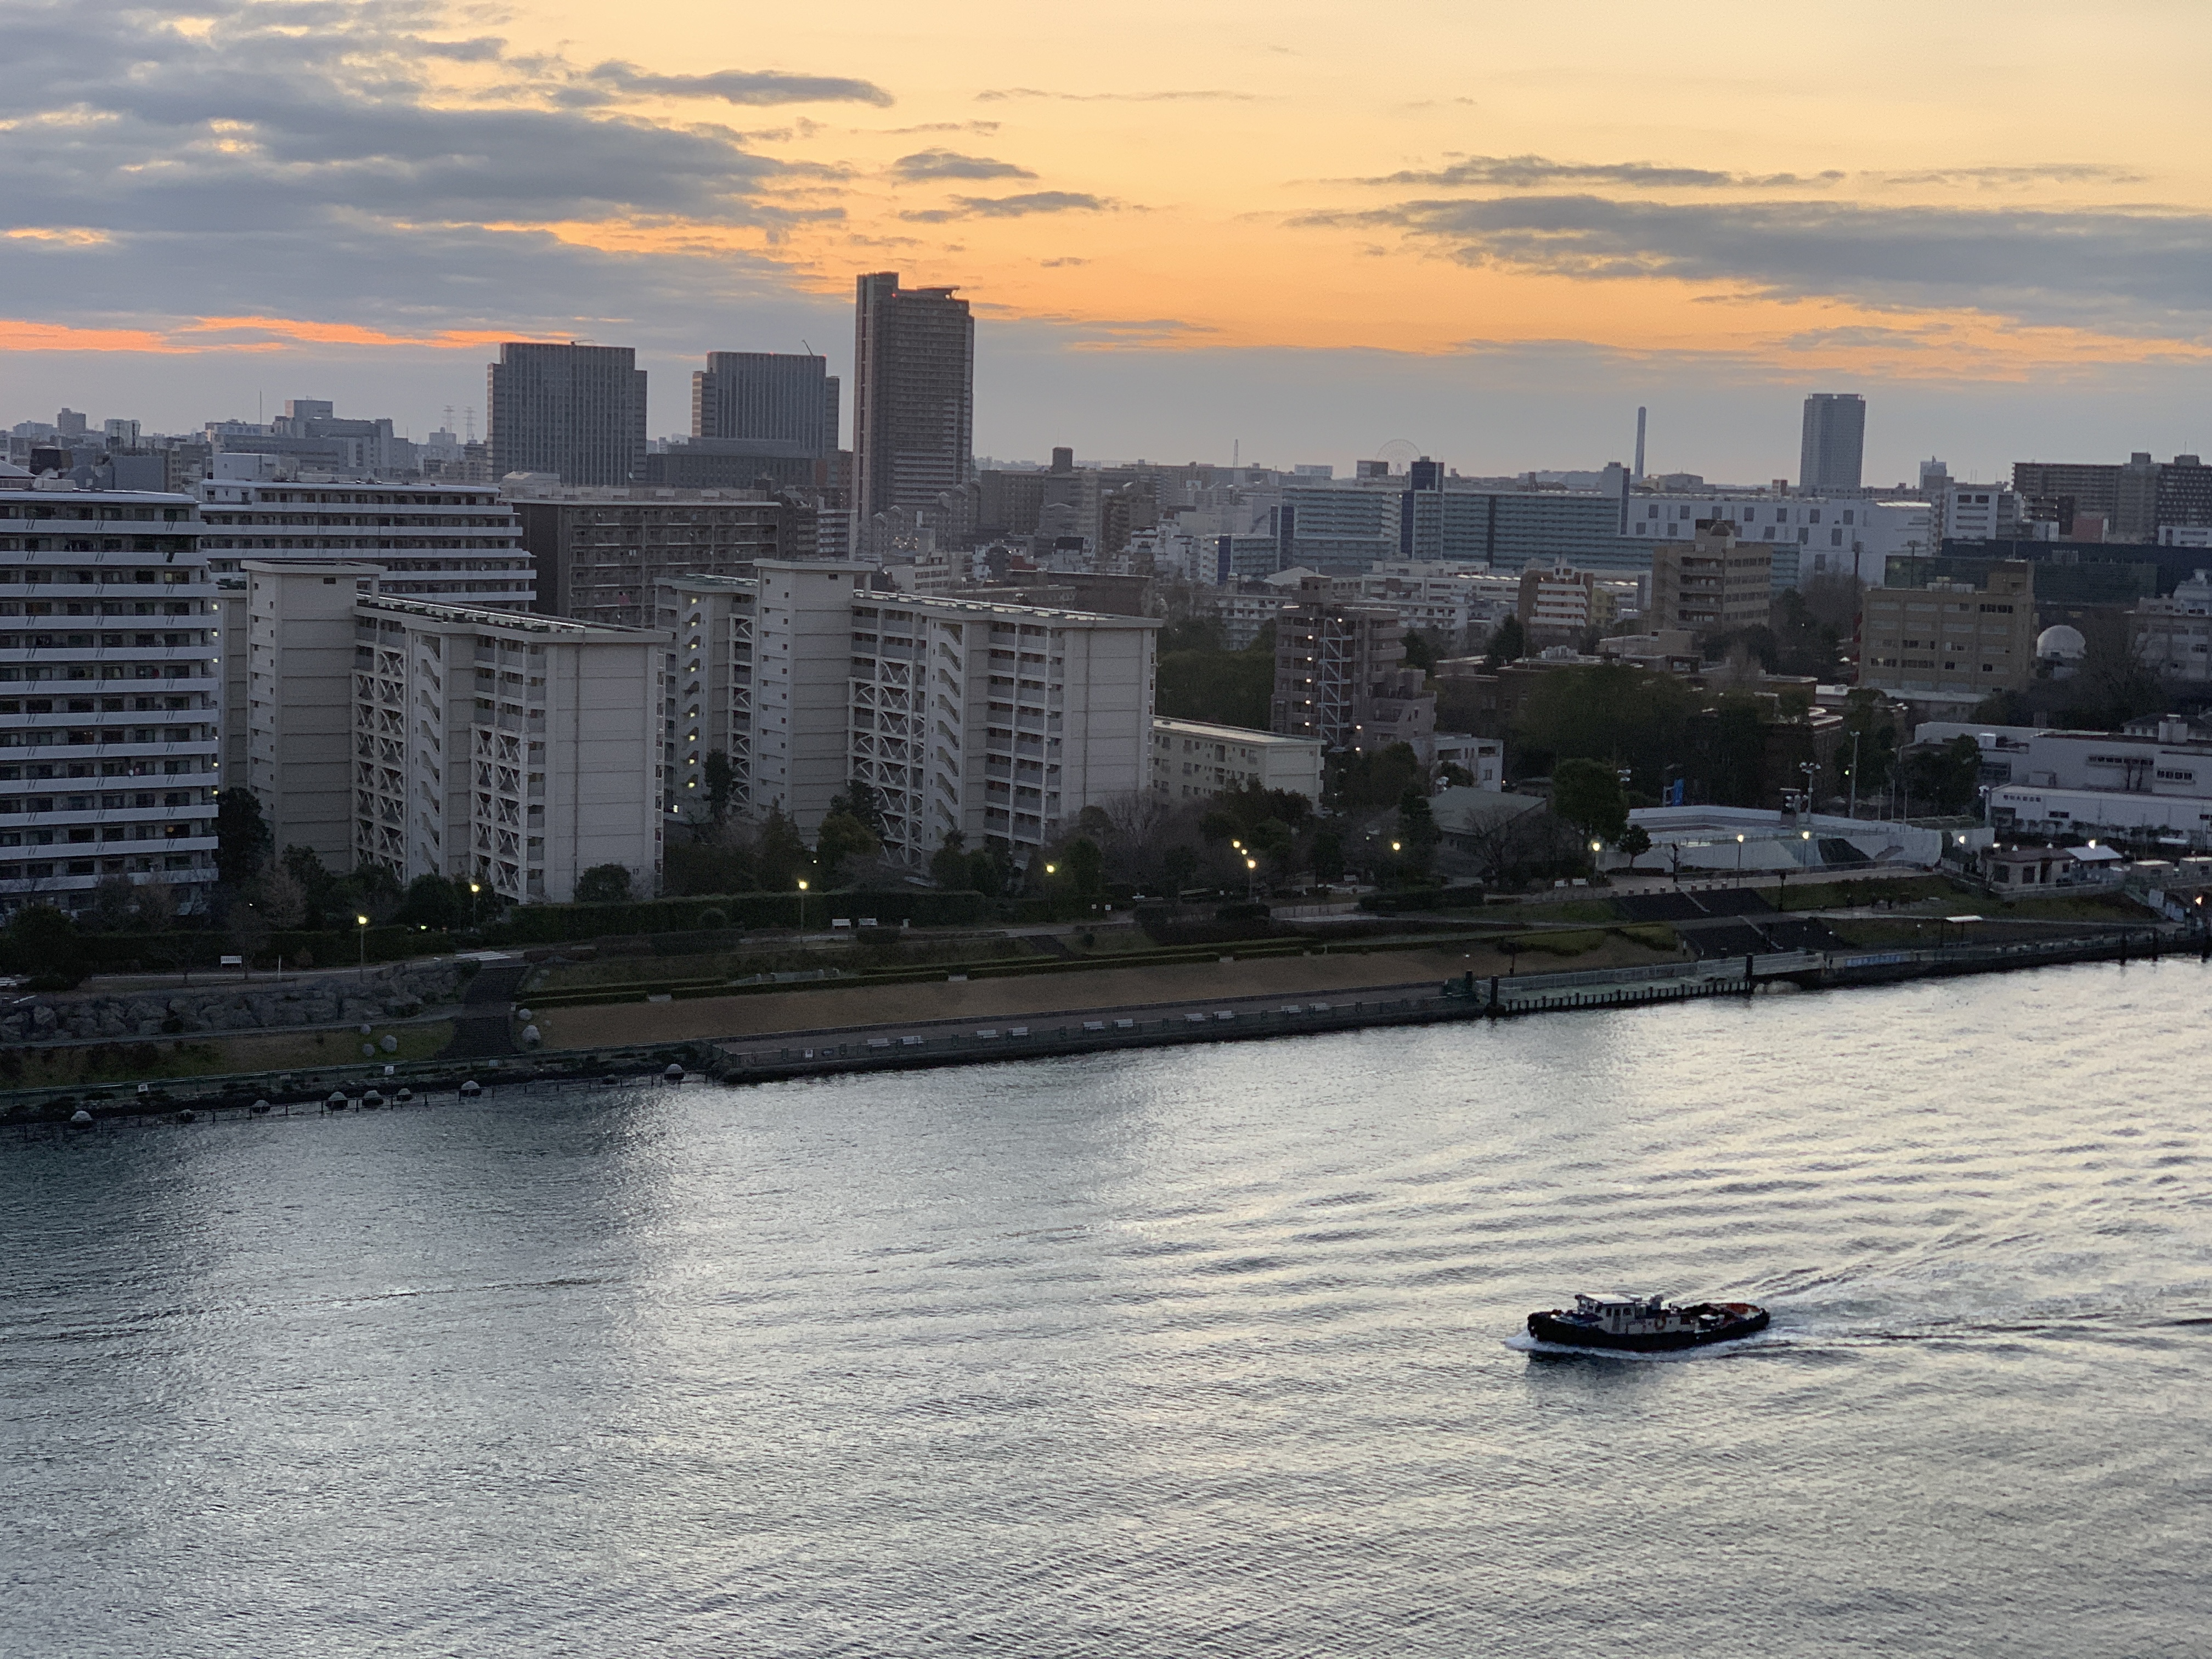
[
  {"xmin": 1798, "ymin": 392, "xmax": 1866, "ymax": 495},
  {"xmin": 851, "ymin": 272, "xmax": 974, "ymax": 527},
  {"xmin": 486, "ymin": 342, "xmax": 647, "ymax": 486},
  {"xmin": 691, "ymin": 352, "xmax": 839, "ymax": 458}
]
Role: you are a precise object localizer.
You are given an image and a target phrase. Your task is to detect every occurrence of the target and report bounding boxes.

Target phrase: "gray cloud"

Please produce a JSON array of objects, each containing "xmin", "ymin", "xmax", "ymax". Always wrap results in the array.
[
  {"xmin": 1355, "ymin": 155, "xmax": 1845, "ymax": 190},
  {"xmin": 1310, "ymin": 193, "xmax": 2212, "ymax": 330},
  {"xmin": 975, "ymin": 87, "xmax": 1258, "ymax": 103},
  {"xmin": 0, "ymin": 0, "xmax": 897, "ymax": 340},
  {"xmin": 584, "ymin": 61, "xmax": 893, "ymax": 107},
  {"xmin": 1871, "ymin": 163, "xmax": 2146, "ymax": 189},
  {"xmin": 892, "ymin": 149, "xmax": 1037, "ymax": 182},
  {"xmin": 902, "ymin": 191, "xmax": 1111, "ymax": 223}
]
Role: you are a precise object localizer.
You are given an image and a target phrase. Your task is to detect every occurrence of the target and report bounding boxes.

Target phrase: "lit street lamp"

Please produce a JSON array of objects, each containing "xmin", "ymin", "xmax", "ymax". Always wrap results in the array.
[
  {"xmin": 1735, "ymin": 832, "xmax": 1746, "ymax": 872},
  {"xmin": 1245, "ymin": 855, "xmax": 1258, "ymax": 900},
  {"xmin": 795, "ymin": 878, "xmax": 808, "ymax": 932},
  {"xmin": 356, "ymin": 913, "xmax": 369, "ymax": 975}
]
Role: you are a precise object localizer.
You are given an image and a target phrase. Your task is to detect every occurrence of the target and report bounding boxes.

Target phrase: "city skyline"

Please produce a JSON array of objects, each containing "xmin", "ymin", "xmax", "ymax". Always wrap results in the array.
[{"xmin": 11, "ymin": 2, "xmax": 2212, "ymax": 478}]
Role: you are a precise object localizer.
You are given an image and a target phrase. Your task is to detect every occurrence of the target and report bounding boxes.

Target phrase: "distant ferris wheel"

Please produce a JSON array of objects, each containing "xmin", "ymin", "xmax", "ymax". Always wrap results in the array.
[{"xmin": 1374, "ymin": 437, "xmax": 1421, "ymax": 474}]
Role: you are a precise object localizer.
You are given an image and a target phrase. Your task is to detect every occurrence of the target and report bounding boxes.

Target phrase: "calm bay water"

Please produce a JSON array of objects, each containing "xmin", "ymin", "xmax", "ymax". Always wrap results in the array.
[{"xmin": 6, "ymin": 962, "xmax": 2211, "ymax": 1657}]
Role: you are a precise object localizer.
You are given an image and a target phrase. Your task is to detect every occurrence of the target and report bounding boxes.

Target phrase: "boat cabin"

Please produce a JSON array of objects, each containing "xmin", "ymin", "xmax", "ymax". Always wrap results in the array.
[{"xmin": 1573, "ymin": 1293, "xmax": 1695, "ymax": 1335}]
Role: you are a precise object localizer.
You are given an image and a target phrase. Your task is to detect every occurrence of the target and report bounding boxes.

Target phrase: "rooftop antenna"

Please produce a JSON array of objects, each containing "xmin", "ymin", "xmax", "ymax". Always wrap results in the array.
[{"xmin": 801, "ymin": 338, "xmax": 816, "ymax": 357}]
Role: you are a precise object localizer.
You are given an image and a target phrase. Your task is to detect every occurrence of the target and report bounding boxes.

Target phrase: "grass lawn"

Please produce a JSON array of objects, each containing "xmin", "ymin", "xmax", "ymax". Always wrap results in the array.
[{"xmin": 5, "ymin": 1022, "xmax": 455, "ymax": 1091}]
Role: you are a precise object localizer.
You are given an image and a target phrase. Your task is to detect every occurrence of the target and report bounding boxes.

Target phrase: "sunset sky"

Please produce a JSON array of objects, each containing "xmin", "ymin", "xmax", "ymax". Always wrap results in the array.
[{"xmin": 10, "ymin": 0, "xmax": 2212, "ymax": 480}]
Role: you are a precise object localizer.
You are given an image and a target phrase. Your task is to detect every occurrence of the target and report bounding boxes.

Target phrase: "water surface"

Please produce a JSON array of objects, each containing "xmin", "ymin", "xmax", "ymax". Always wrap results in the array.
[{"xmin": 6, "ymin": 962, "xmax": 2209, "ymax": 1656}]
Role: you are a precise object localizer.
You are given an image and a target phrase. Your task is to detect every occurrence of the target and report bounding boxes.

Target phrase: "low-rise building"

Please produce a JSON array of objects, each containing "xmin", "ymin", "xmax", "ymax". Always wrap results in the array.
[
  {"xmin": 1922, "ymin": 716, "xmax": 2212, "ymax": 847},
  {"xmin": 2132, "ymin": 568, "xmax": 2212, "ymax": 681},
  {"xmin": 1649, "ymin": 523, "xmax": 1772, "ymax": 640},
  {"xmin": 0, "ymin": 483, "xmax": 219, "ymax": 916},
  {"xmin": 1432, "ymin": 732, "xmax": 1504, "ymax": 787},
  {"xmin": 1859, "ymin": 562, "xmax": 2036, "ymax": 703},
  {"xmin": 239, "ymin": 562, "xmax": 666, "ymax": 904},
  {"xmin": 1150, "ymin": 716, "xmax": 1322, "ymax": 805}
]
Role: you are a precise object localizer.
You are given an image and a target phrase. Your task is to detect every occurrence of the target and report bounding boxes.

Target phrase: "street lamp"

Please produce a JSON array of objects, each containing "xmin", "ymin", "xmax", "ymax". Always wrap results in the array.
[
  {"xmin": 356, "ymin": 913, "xmax": 369, "ymax": 975},
  {"xmin": 795, "ymin": 878, "xmax": 808, "ymax": 932},
  {"xmin": 1735, "ymin": 832, "xmax": 1746, "ymax": 872},
  {"xmin": 1244, "ymin": 855, "xmax": 1258, "ymax": 899}
]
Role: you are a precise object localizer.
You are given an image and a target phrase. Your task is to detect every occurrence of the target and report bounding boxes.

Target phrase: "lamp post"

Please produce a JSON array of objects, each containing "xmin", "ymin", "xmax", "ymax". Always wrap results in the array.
[
  {"xmin": 356, "ymin": 913, "xmax": 369, "ymax": 976},
  {"xmin": 1245, "ymin": 856, "xmax": 1258, "ymax": 900},
  {"xmin": 1735, "ymin": 832, "xmax": 1746, "ymax": 872},
  {"xmin": 1847, "ymin": 729, "xmax": 1863, "ymax": 819},
  {"xmin": 795, "ymin": 878, "xmax": 808, "ymax": 932},
  {"xmin": 1799, "ymin": 759, "xmax": 1820, "ymax": 814}
]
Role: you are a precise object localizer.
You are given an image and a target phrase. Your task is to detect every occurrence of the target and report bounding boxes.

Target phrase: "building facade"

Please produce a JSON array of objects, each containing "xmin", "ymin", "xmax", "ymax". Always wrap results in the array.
[
  {"xmin": 658, "ymin": 565, "xmax": 1158, "ymax": 865},
  {"xmin": 1150, "ymin": 716, "xmax": 1323, "ymax": 805},
  {"xmin": 1923, "ymin": 718, "xmax": 2212, "ymax": 847},
  {"xmin": 2131, "ymin": 569, "xmax": 2212, "ymax": 681},
  {"xmin": 239, "ymin": 563, "xmax": 665, "ymax": 904},
  {"xmin": 508, "ymin": 484, "xmax": 815, "ymax": 627},
  {"xmin": 1859, "ymin": 563, "xmax": 2036, "ymax": 698},
  {"xmin": 0, "ymin": 485, "xmax": 219, "ymax": 917},
  {"xmin": 692, "ymin": 352, "xmax": 839, "ymax": 457},
  {"xmin": 487, "ymin": 342, "xmax": 648, "ymax": 487},
  {"xmin": 1648, "ymin": 523, "xmax": 1773, "ymax": 640},
  {"xmin": 195, "ymin": 478, "xmax": 531, "ymax": 610},
  {"xmin": 851, "ymin": 273, "xmax": 975, "ymax": 530},
  {"xmin": 1271, "ymin": 575, "xmax": 1436, "ymax": 758},
  {"xmin": 1799, "ymin": 393, "xmax": 1866, "ymax": 494}
]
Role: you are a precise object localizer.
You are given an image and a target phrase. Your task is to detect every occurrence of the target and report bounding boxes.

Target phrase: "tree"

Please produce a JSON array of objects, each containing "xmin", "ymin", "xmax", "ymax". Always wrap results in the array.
[
  {"xmin": 258, "ymin": 864, "xmax": 308, "ymax": 930},
  {"xmin": 393, "ymin": 873, "xmax": 469, "ymax": 930},
  {"xmin": 281, "ymin": 844, "xmax": 338, "ymax": 928},
  {"xmin": 1155, "ymin": 625, "xmax": 1278, "ymax": 729},
  {"xmin": 930, "ymin": 830, "xmax": 972, "ymax": 890},
  {"xmin": 1485, "ymin": 613, "xmax": 1526, "ymax": 667},
  {"xmin": 754, "ymin": 806, "xmax": 810, "ymax": 892},
  {"xmin": 575, "ymin": 864, "xmax": 633, "ymax": 904},
  {"xmin": 1836, "ymin": 690, "xmax": 1898, "ymax": 804},
  {"xmin": 1514, "ymin": 663, "xmax": 1700, "ymax": 793},
  {"xmin": 1161, "ymin": 844, "xmax": 1201, "ymax": 893},
  {"xmin": 1550, "ymin": 757, "xmax": 1629, "ymax": 844},
  {"xmin": 1402, "ymin": 629, "xmax": 1437, "ymax": 672},
  {"xmin": 702, "ymin": 750, "xmax": 739, "ymax": 827},
  {"xmin": 3, "ymin": 904, "xmax": 88, "ymax": 990},
  {"xmin": 830, "ymin": 780, "xmax": 889, "ymax": 840},
  {"xmin": 1618, "ymin": 822, "xmax": 1652, "ymax": 871},
  {"xmin": 1308, "ymin": 828, "xmax": 1344, "ymax": 883},
  {"xmin": 1696, "ymin": 695, "xmax": 1768, "ymax": 808},
  {"xmin": 1396, "ymin": 788, "xmax": 1440, "ymax": 878},
  {"xmin": 2063, "ymin": 614, "xmax": 2165, "ymax": 731},
  {"xmin": 1328, "ymin": 742, "xmax": 1427, "ymax": 812},
  {"xmin": 1901, "ymin": 735, "xmax": 1984, "ymax": 816},
  {"xmin": 1064, "ymin": 836, "xmax": 1105, "ymax": 899},
  {"xmin": 214, "ymin": 787, "xmax": 273, "ymax": 889},
  {"xmin": 88, "ymin": 875, "xmax": 139, "ymax": 934},
  {"xmin": 813, "ymin": 808, "xmax": 881, "ymax": 885}
]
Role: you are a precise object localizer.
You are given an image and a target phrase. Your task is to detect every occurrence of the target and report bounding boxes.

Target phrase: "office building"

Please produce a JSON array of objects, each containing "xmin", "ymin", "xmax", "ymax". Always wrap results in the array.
[
  {"xmin": 1799, "ymin": 393, "xmax": 1866, "ymax": 495},
  {"xmin": 1858, "ymin": 562, "xmax": 2036, "ymax": 702},
  {"xmin": 2012, "ymin": 453, "xmax": 2163, "ymax": 543},
  {"xmin": 693, "ymin": 352, "xmax": 839, "ymax": 456},
  {"xmin": 657, "ymin": 566, "xmax": 1156, "ymax": 863},
  {"xmin": 506, "ymin": 483, "xmax": 815, "ymax": 627},
  {"xmin": 1621, "ymin": 493, "xmax": 1932, "ymax": 586},
  {"xmin": 1648, "ymin": 523, "xmax": 1774, "ymax": 640},
  {"xmin": 1150, "ymin": 716, "xmax": 1323, "ymax": 805},
  {"xmin": 238, "ymin": 562, "xmax": 665, "ymax": 904},
  {"xmin": 1923, "ymin": 718, "xmax": 2212, "ymax": 848},
  {"xmin": 487, "ymin": 342, "xmax": 647, "ymax": 487},
  {"xmin": 851, "ymin": 273, "xmax": 975, "ymax": 531},
  {"xmin": 195, "ymin": 478, "xmax": 532, "ymax": 610},
  {"xmin": 1271, "ymin": 575, "xmax": 1435, "ymax": 758},
  {"xmin": 0, "ymin": 485, "xmax": 219, "ymax": 917}
]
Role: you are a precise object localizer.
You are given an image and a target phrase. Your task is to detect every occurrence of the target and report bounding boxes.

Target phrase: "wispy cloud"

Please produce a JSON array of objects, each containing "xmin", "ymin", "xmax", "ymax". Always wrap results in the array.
[
  {"xmin": 1870, "ymin": 163, "xmax": 2146, "ymax": 189},
  {"xmin": 582, "ymin": 61, "xmax": 893, "ymax": 107},
  {"xmin": 975, "ymin": 87, "xmax": 1258, "ymax": 103},
  {"xmin": 891, "ymin": 149, "xmax": 1036, "ymax": 182},
  {"xmin": 1304, "ymin": 193, "xmax": 2212, "ymax": 330},
  {"xmin": 1351, "ymin": 155, "xmax": 1845, "ymax": 190},
  {"xmin": 903, "ymin": 191, "xmax": 1113, "ymax": 223}
]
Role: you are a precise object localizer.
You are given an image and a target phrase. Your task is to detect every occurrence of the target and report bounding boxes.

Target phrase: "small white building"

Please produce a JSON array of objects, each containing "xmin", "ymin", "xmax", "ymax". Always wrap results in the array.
[
  {"xmin": 1150, "ymin": 716, "xmax": 1323, "ymax": 805},
  {"xmin": 1432, "ymin": 733, "xmax": 1504, "ymax": 788},
  {"xmin": 238, "ymin": 562, "xmax": 665, "ymax": 904},
  {"xmin": 1921, "ymin": 718, "xmax": 2212, "ymax": 847}
]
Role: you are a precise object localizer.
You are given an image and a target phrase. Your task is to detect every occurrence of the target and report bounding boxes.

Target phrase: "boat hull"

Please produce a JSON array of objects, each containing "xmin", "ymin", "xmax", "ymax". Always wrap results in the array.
[{"xmin": 1526, "ymin": 1301, "xmax": 1769, "ymax": 1352}]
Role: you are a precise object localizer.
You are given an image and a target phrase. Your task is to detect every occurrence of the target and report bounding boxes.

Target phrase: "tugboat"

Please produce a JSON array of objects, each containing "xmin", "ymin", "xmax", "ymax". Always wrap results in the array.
[{"xmin": 1527, "ymin": 1293, "xmax": 1768, "ymax": 1352}]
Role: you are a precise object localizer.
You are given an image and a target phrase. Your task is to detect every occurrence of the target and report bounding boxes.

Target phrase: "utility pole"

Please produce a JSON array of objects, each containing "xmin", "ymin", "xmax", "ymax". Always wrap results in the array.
[{"xmin": 1848, "ymin": 729, "xmax": 1862, "ymax": 820}]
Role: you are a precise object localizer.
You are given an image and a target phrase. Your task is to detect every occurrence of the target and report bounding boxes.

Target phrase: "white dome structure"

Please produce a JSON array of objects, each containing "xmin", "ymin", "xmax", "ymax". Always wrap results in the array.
[{"xmin": 2036, "ymin": 624, "xmax": 2087, "ymax": 662}]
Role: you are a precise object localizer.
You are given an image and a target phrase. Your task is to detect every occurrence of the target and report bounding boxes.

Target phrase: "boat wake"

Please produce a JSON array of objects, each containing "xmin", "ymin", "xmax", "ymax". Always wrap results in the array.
[{"xmin": 1503, "ymin": 1331, "xmax": 1776, "ymax": 1361}]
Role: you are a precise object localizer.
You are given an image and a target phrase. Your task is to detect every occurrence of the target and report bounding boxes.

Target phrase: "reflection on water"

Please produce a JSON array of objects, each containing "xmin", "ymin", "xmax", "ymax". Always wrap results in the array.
[{"xmin": 5, "ymin": 960, "xmax": 2210, "ymax": 1656}]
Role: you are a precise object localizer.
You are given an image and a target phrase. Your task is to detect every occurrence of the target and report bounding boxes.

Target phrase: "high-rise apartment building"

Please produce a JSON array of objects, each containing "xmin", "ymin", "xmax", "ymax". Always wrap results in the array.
[
  {"xmin": 851, "ymin": 273, "xmax": 975, "ymax": 533},
  {"xmin": 486, "ymin": 342, "xmax": 647, "ymax": 487},
  {"xmin": 505, "ymin": 483, "xmax": 816, "ymax": 627},
  {"xmin": 2012, "ymin": 452, "xmax": 2206, "ymax": 543},
  {"xmin": 0, "ymin": 486, "xmax": 219, "ymax": 917},
  {"xmin": 656, "ymin": 566, "xmax": 1156, "ymax": 862},
  {"xmin": 195, "ymin": 479, "xmax": 532, "ymax": 610},
  {"xmin": 1799, "ymin": 393, "xmax": 1866, "ymax": 495},
  {"xmin": 237, "ymin": 563, "xmax": 666, "ymax": 903},
  {"xmin": 1270, "ymin": 575, "xmax": 1436, "ymax": 758},
  {"xmin": 1648, "ymin": 522, "xmax": 1774, "ymax": 640}
]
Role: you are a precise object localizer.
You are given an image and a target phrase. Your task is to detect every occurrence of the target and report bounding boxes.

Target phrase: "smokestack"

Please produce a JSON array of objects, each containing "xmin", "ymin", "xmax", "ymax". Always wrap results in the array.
[{"xmin": 1634, "ymin": 407, "xmax": 1647, "ymax": 481}]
